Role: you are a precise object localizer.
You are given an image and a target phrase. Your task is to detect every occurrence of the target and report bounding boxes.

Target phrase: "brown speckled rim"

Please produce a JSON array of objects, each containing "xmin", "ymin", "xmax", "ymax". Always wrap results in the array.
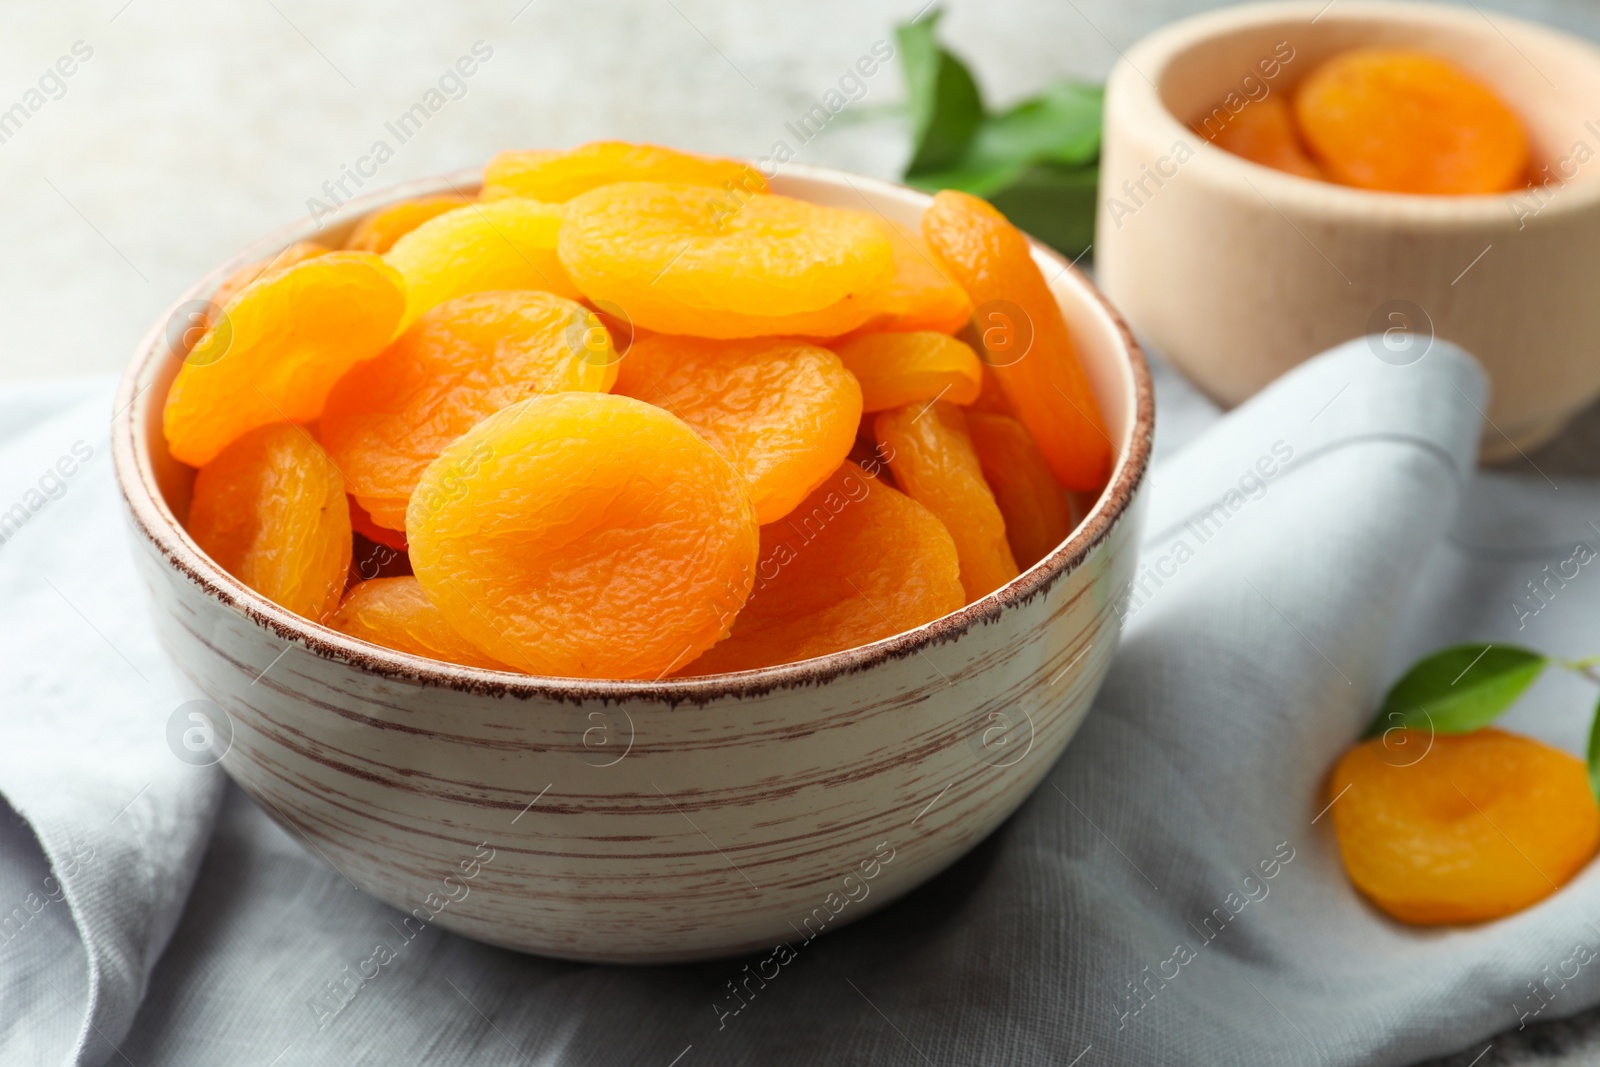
[{"xmin": 111, "ymin": 164, "xmax": 1154, "ymax": 704}]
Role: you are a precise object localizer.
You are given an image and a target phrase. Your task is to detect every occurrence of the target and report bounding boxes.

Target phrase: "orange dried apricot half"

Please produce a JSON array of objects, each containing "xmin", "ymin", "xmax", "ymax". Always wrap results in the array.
[
  {"xmin": 685, "ymin": 462, "xmax": 962, "ymax": 674},
  {"xmin": 1202, "ymin": 96, "xmax": 1323, "ymax": 180},
  {"xmin": 344, "ymin": 195, "xmax": 473, "ymax": 254},
  {"xmin": 329, "ymin": 577, "xmax": 512, "ymax": 671},
  {"xmin": 1328, "ymin": 728, "xmax": 1600, "ymax": 924},
  {"xmin": 614, "ymin": 334, "xmax": 861, "ymax": 524},
  {"xmin": 164, "ymin": 252, "xmax": 407, "ymax": 467},
  {"xmin": 407, "ymin": 392, "xmax": 759, "ymax": 679},
  {"xmin": 186, "ymin": 422, "xmax": 352, "ymax": 620},
  {"xmin": 558, "ymin": 182, "xmax": 894, "ymax": 338},
  {"xmin": 211, "ymin": 241, "xmax": 331, "ymax": 310},
  {"xmin": 1294, "ymin": 49, "xmax": 1529, "ymax": 195},
  {"xmin": 832, "ymin": 331, "xmax": 982, "ymax": 413},
  {"xmin": 966, "ymin": 412, "xmax": 1073, "ymax": 570},
  {"xmin": 859, "ymin": 218, "xmax": 972, "ymax": 334},
  {"xmin": 968, "ymin": 363, "xmax": 1015, "ymax": 416},
  {"xmin": 875, "ymin": 400, "xmax": 1018, "ymax": 602},
  {"xmin": 923, "ymin": 190, "xmax": 1111, "ymax": 491},
  {"xmin": 384, "ymin": 198, "xmax": 581, "ymax": 329},
  {"xmin": 321, "ymin": 290, "xmax": 617, "ymax": 532},
  {"xmin": 482, "ymin": 140, "xmax": 767, "ymax": 202}
]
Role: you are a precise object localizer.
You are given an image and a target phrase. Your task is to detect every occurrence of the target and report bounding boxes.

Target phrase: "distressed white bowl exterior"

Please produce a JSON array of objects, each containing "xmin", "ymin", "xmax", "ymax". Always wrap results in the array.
[{"xmin": 112, "ymin": 166, "xmax": 1153, "ymax": 964}]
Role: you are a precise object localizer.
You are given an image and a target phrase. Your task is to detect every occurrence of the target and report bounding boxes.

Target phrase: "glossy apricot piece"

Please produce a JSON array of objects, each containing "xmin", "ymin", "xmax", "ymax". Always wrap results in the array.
[
  {"xmin": 685, "ymin": 462, "xmax": 963, "ymax": 674},
  {"xmin": 1294, "ymin": 49, "xmax": 1529, "ymax": 195},
  {"xmin": 164, "ymin": 252, "xmax": 407, "ymax": 467},
  {"xmin": 407, "ymin": 392, "xmax": 759, "ymax": 679},
  {"xmin": 875, "ymin": 400, "xmax": 1018, "ymax": 602},
  {"xmin": 1203, "ymin": 96, "xmax": 1323, "ymax": 180},
  {"xmin": 186, "ymin": 422, "xmax": 352, "ymax": 621},
  {"xmin": 966, "ymin": 412, "xmax": 1073, "ymax": 569},
  {"xmin": 384, "ymin": 198, "xmax": 581, "ymax": 330},
  {"xmin": 614, "ymin": 334, "xmax": 861, "ymax": 524},
  {"xmin": 211, "ymin": 241, "xmax": 331, "ymax": 310},
  {"xmin": 482, "ymin": 141, "xmax": 767, "ymax": 202},
  {"xmin": 968, "ymin": 363, "xmax": 1015, "ymax": 416},
  {"xmin": 859, "ymin": 218, "xmax": 972, "ymax": 334},
  {"xmin": 832, "ymin": 331, "xmax": 982, "ymax": 413},
  {"xmin": 1328, "ymin": 728, "xmax": 1600, "ymax": 924},
  {"xmin": 321, "ymin": 290, "xmax": 618, "ymax": 532},
  {"xmin": 329, "ymin": 577, "xmax": 512, "ymax": 671},
  {"xmin": 558, "ymin": 182, "xmax": 895, "ymax": 338},
  {"xmin": 344, "ymin": 195, "xmax": 473, "ymax": 254},
  {"xmin": 922, "ymin": 190, "xmax": 1110, "ymax": 491}
]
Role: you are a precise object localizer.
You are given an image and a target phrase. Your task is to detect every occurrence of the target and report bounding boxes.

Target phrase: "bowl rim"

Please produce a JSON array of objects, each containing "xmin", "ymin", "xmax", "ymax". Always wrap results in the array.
[
  {"xmin": 1117, "ymin": 0, "xmax": 1600, "ymax": 222},
  {"xmin": 111, "ymin": 163, "xmax": 1154, "ymax": 704}
]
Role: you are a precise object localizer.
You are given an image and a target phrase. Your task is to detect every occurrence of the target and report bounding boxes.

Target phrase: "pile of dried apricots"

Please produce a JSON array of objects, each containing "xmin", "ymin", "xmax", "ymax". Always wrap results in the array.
[
  {"xmin": 166, "ymin": 141, "xmax": 1110, "ymax": 680},
  {"xmin": 1202, "ymin": 47, "xmax": 1530, "ymax": 195}
]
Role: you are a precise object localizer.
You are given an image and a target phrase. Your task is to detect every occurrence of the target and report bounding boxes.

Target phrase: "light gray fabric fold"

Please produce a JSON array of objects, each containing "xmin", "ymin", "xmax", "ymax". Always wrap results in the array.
[{"xmin": 0, "ymin": 380, "xmax": 222, "ymax": 1067}]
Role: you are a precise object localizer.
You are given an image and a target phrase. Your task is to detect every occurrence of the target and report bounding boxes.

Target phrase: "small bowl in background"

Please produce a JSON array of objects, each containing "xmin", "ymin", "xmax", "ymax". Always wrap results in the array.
[{"xmin": 1098, "ymin": 0, "xmax": 1600, "ymax": 459}]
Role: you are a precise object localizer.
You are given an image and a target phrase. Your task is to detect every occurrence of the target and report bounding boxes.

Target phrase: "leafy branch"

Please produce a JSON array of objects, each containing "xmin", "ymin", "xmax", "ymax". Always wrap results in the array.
[
  {"xmin": 895, "ymin": 10, "xmax": 1103, "ymax": 258},
  {"xmin": 1366, "ymin": 642, "xmax": 1600, "ymax": 802}
]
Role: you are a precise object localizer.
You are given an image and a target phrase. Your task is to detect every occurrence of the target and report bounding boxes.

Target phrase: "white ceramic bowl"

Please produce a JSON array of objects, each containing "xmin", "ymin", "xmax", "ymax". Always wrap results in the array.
[
  {"xmin": 112, "ymin": 165, "xmax": 1153, "ymax": 963},
  {"xmin": 1098, "ymin": 0, "xmax": 1600, "ymax": 459}
]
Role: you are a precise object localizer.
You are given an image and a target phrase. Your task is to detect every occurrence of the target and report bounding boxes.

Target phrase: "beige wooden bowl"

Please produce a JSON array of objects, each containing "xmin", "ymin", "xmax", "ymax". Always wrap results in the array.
[
  {"xmin": 112, "ymin": 165, "xmax": 1153, "ymax": 963},
  {"xmin": 1098, "ymin": 0, "xmax": 1600, "ymax": 459}
]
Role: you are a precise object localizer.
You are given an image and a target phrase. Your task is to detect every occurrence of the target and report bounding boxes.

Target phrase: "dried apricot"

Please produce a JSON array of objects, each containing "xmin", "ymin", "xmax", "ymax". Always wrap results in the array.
[
  {"xmin": 832, "ymin": 331, "xmax": 982, "ymax": 413},
  {"xmin": 329, "ymin": 577, "xmax": 512, "ymax": 670},
  {"xmin": 858, "ymin": 218, "xmax": 972, "ymax": 334},
  {"xmin": 344, "ymin": 195, "xmax": 473, "ymax": 253},
  {"xmin": 685, "ymin": 462, "xmax": 962, "ymax": 673},
  {"xmin": 1202, "ymin": 97, "xmax": 1323, "ymax": 180},
  {"xmin": 407, "ymin": 392, "xmax": 759, "ymax": 678},
  {"xmin": 1294, "ymin": 49, "xmax": 1529, "ymax": 194},
  {"xmin": 321, "ymin": 290, "xmax": 617, "ymax": 532},
  {"xmin": 482, "ymin": 141, "xmax": 766, "ymax": 202},
  {"xmin": 968, "ymin": 363, "xmax": 1014, "ymax": 416},
  {"xmin": 211, "ymin": 241, "xmax": 331, "ymax": 309},
  {"xmin": 875, "ymin": 401, "xmax": 1018, "ymax": 602},
  {"xmin": 614, "ymin": 334, "xmax": 860, "ymax": 524},
  {"xmin": 558, "ymin": 182, "xmax": 894, "ymax": 338},
  {"xmin": 922, "ymin": 190, "xmax": 1110, "ymax": 491},
  {"xmin": 384, "ymin": 198, "xmax": 581, "ymax": 330},
  {"xmin": 186, "ymin": 422, "xmax": 352, "ymax": 620},
  {"xmin": 164, "ymin": 252, "xmax": 407, "ymax": 467},
  {"xmin": 1328, "ymin": 728, "xmax": 1600, "ymax": 924},
  {"xmin": 966, "ymin": 412, "xmax": 1073, "ymax": 569}
]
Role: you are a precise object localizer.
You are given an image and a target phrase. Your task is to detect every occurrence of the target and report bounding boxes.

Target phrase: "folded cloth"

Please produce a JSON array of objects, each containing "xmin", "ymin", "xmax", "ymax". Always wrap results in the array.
[
  {"xmin": 8, "ymin": 340, "xmax": 1600, "ymax": 1065},
  {"xmin": 0, "ymin": 380, "xmax": 222, "ymax": 1066}
]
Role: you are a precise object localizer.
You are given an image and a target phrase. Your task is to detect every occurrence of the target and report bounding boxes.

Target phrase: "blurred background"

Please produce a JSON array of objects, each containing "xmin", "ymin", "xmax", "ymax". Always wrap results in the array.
[{"xmin": 3, "ymin": 0, "xmax": 1599, "ymax": 384}]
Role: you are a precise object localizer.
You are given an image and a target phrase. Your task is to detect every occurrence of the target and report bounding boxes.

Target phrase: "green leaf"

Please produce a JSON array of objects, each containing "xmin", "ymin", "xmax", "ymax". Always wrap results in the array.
[
  {"xmin": 1587, "ymin": 695, "xmax": 1600, "ymax": 806},
  {"xmin": 896, "ymin": 10, "xmax": 985, "ymax": 176},
  {"xmin": 1363, "ymin": 643, "xmax": 1547, "ymax": 738},
  {"xmin": 986, "ymin": 163, "xmax": 1099, "ymax": 259}
]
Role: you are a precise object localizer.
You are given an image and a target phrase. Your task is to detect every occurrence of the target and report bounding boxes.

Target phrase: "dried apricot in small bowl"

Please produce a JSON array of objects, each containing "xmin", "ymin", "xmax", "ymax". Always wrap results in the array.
[
  {"xmin": 482, "ymin": 141, "xmax": 766, "ymax": 202},
  {"xmin": 557, "ymin": 182, "xmax": 895, "ymax": 338},
  {"xmin": 321, "ymin": 290, "xmax": 616, "ymax": 532},
  {"xmin": 164, "ymin": 251, "xmax": 406, "ymax": 467},
  {"xmin": 185, "ymin": 422, "xmax": 352, "ymax": 622},
  {"xmin": 406, "ymin": 392, "xmax": 760, "ymax": 680},
  {"xmin": 1327, "ymin": 728, "xmax": 1600, "ymax": 924},
  {"xmin": 613, "ymin": 334, "xmax": 862, "ymax": 524}
]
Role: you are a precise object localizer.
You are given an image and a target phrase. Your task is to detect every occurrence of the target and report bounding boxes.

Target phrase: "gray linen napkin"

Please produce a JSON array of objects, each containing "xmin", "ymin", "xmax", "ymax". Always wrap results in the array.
[
  {"xmin": 0, "ymin": 381, "xmax": 221, "ymax": 1066},
  {"xmin": 8, "ymin": 337, "xmax": 1600, "ymax": 1065}
]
